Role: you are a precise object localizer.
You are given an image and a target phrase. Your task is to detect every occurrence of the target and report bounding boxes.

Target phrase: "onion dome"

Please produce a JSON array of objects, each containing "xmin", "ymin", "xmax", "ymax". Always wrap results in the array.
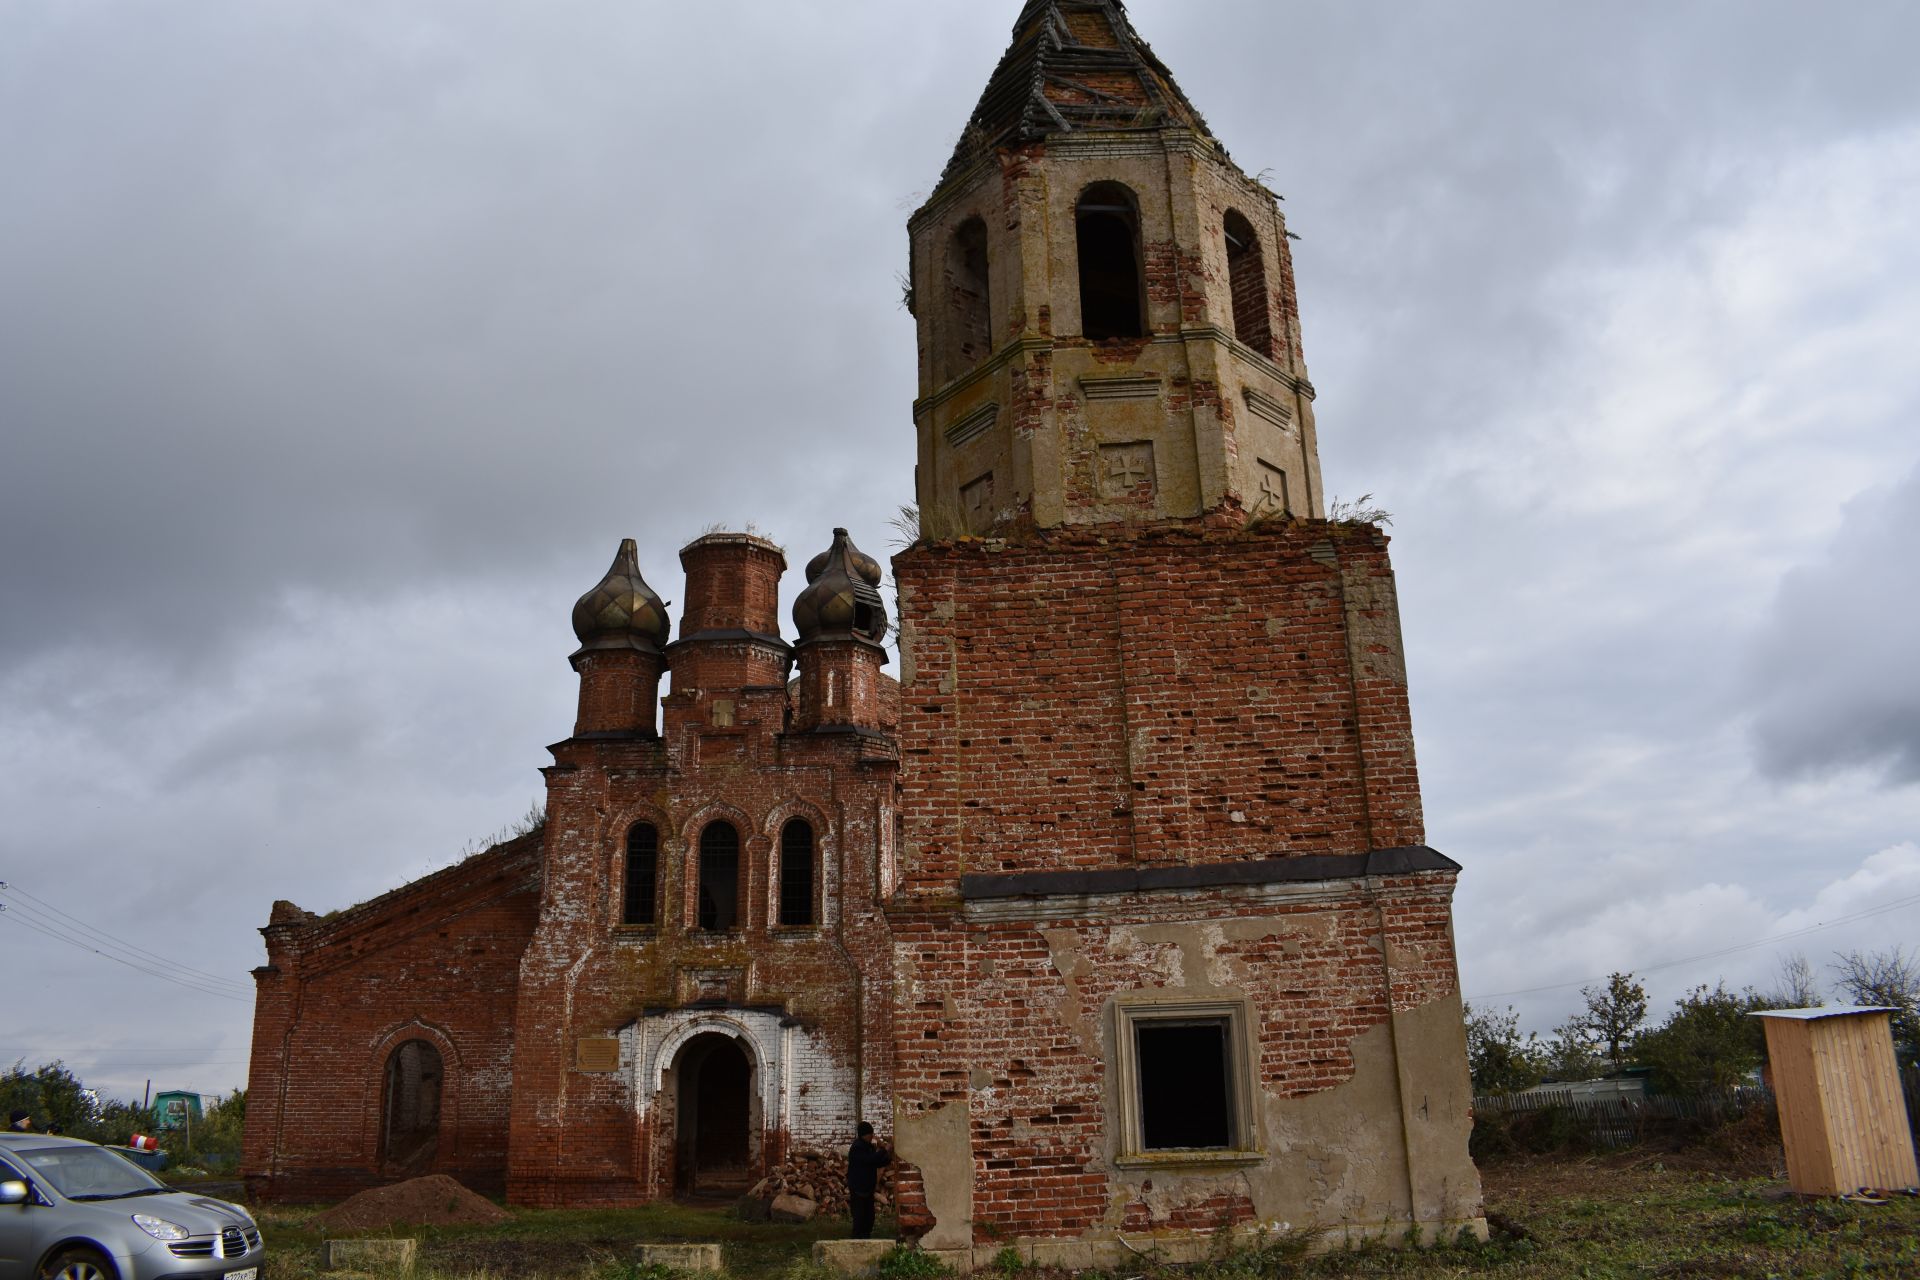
[
  {"xmin": 793, "ymin": 528, "xmax": 888, "ymax": 645},
  {"xmin": 571, "ymin": 538, "xmax": 670, "ymax": 653}
]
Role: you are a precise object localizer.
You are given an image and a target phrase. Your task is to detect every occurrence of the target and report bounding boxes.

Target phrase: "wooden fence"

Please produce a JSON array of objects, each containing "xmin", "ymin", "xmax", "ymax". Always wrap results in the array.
[{"xmin": 1475, "ymin": 1073, "xmax": 1920, "ymax": 1151}]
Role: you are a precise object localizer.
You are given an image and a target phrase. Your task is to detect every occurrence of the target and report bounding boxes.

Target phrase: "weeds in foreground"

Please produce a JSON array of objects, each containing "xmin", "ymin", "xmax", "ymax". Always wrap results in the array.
[{"xmin": 875, "ymin": 1244, "xmax": 951, "ymax": 1279}]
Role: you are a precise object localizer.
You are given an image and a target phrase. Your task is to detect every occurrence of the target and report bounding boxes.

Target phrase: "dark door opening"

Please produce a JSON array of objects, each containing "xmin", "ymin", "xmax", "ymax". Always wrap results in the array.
[
  {"xmin": 381, "ymin": 1039, "xmax": 443, "ymax": 1174},
  {"xmin": 675, "ymin": 1033, "xmax": 753, "ymax": 1193}
]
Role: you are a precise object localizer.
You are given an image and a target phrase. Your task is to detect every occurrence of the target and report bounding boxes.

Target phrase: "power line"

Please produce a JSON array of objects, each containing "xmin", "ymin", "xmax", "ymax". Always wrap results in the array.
[
  {"xmin": 1467, "ymin": 889, "xmax": 1920, "ymax": 1002},
  {"xmin": 0, "ymin": 899, "xmax": 252, "ymax": 1003},
  {"xmin": 0, "ymin": 882, "xmax": 252, "ymax": 992},
  {"xmin": 0, "ymin": 912, "xmax": 251, "ymax": 1002},
  {"xmin": 0, "ymin": 901, "xmax": 253, "ymax": 997}
]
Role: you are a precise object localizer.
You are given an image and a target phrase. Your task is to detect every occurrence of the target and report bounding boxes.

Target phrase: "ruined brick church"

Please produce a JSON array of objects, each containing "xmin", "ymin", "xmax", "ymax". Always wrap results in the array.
[{"xmin": 242, "ymin": 0, "xmax": 1483, "ymax": 1255}]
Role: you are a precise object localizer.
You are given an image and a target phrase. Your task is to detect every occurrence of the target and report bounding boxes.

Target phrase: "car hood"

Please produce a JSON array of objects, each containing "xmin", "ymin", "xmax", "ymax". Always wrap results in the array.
[{"xmin": 127, "ymin": 1193, "xmax": 256, "ymax": 1233}]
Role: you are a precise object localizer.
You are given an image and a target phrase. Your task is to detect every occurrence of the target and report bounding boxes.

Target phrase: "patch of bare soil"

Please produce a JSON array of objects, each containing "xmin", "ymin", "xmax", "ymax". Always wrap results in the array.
[{"xmin": 310, "ymin": 1174, "xmax": 511, "ymax": 1233}]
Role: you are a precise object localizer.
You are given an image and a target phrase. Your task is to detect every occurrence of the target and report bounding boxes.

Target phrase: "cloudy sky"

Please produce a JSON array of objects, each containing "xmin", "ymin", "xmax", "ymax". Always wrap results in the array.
[{"xmin": 3, "ymin": 0, "xmax": 1916, "ymax": 1103}]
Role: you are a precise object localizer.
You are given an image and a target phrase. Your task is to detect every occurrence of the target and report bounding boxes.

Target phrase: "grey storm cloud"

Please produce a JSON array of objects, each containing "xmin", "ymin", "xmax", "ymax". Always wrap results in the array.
[{"xmin": 1750, "ymin": 463, "xmax": 1920, "ymax": 786}]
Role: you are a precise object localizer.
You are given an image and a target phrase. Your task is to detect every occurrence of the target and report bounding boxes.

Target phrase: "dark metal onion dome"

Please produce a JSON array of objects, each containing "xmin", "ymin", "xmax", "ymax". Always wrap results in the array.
[
  {"xmin": 793, "ymin": 528, "xmax": 888, "ymax": 645},
  {"xmin": 571, "ymin": 538, "xmax": 670, "ymax": 653}
]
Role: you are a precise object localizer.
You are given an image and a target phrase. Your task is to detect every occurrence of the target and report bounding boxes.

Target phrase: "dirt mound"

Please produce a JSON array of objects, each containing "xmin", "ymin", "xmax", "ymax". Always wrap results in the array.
[{"xmin": 311, "ymin": 1175, "xmax": 511, "ymax": 1232}]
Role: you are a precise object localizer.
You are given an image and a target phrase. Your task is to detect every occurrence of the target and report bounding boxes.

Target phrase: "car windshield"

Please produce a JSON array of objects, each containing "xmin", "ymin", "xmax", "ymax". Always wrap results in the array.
[{"xmin": 12, "ymin": 1145, "xmax": 168, "ymax": 1200}]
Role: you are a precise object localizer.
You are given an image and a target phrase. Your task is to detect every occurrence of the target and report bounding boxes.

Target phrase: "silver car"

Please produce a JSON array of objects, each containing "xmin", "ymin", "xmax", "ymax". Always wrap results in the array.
[{"xmin": 0, "ymin": 1135, "xmax": 263, "ymax": 1280}]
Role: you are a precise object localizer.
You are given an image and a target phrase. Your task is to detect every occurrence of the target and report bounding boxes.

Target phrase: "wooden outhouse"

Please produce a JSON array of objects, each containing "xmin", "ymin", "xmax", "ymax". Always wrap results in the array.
[{"xmin": 1754, "ymin": 1006, "xmax": 1918, "ymax": 1196}]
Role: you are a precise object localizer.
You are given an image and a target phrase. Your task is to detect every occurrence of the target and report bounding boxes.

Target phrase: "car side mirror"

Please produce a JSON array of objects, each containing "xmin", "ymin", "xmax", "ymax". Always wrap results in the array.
[{"xmin": 0, "ymin": 1181, "xmax": 28, "ymax": 1206}]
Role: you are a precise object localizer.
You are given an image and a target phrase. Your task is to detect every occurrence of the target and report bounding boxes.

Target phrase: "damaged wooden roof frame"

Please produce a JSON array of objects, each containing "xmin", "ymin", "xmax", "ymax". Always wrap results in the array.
[{"xmin": 940, "ymin": 0, "xmax": 1223, "ymax": 189}]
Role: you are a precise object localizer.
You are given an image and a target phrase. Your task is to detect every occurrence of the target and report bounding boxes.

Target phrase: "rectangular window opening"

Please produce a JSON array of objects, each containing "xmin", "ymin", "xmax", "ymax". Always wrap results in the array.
[{"xmin": 1135, "ymin": 1019, "xmax": 1233, "ymax": 1150}]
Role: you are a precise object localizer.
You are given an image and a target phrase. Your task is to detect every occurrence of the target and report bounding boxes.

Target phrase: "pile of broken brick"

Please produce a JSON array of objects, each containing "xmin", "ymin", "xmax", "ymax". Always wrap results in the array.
[{"xmin": 738, "ymin": 1149, "xmax": 897, "ymax": 1222}]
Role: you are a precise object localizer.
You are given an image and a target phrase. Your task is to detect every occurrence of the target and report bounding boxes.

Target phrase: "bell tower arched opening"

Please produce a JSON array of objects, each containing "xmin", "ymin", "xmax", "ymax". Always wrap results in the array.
[{"xmin": 1075, "ymin": 182, "xmax": 1146, "ymax": 340}]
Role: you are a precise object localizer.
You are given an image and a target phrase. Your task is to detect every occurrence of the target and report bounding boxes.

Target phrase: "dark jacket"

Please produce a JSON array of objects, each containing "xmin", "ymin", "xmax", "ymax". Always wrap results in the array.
[{"xmin": 847, "ymin": 1138, "xmax": 892, "ymax": 1195}]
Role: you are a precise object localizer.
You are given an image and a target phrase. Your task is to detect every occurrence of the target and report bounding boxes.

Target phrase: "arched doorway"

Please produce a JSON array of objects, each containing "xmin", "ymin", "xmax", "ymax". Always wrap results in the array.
[
  {"xmin": 673, "ymin": 1032, "xmax": 754, "ymax": 1194},
  {"xmin": 381, "ymin": 1038, "xmax": 442, "ymax": 1175}
]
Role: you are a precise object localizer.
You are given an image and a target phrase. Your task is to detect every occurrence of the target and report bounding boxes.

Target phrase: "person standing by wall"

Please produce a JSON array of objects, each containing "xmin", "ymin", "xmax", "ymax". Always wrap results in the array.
[{"xmin": 846, "ymin": 1121, "xmax": 891, "ymax": 1240}]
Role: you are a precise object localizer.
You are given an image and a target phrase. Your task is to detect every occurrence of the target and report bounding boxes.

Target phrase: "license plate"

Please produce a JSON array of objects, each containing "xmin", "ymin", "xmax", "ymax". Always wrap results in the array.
[{"xmin": 228, "ymin": 1269, "xmax": 257, "ymax": 1280}]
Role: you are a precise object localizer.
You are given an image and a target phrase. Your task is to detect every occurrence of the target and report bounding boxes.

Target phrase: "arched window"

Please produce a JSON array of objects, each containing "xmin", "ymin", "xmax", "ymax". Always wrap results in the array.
[
  {"xmin": 1076, "ymin": 183, "xmax": 1146, "ymax": 340},
  {"xmin": 778, "ymin": 819, "xmax": 815, "ymax": 927},
  {"xmin": 623, "ymin": 823, "xmax": 658, "ymax": 926},
  {"xmin": 381, "ymin": 1039, "xmax": 442, "ymax": 1172},
  {"xmin": 1223, "ymin": 210, "xmax": 1272, "ymax": 356},
  {"xmin": 697, "ymin": 821, "xmax": 740, "ymax": 932},
  {"xmin": 943, "ymin": 217, "xmax": 993, "ymax": 381}
]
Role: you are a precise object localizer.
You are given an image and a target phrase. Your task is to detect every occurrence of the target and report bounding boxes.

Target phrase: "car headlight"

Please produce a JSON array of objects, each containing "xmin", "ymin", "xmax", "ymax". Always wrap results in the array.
[{"xmin": 132, "ymin": 1213, "xmax": 191, "ymax": 1241}]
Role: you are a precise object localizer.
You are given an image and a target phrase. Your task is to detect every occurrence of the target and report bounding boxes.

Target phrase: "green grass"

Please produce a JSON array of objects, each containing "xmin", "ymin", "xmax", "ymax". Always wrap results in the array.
[
  {"xmin": 252, "ymin": 1161, "xmax": 1920, "ymax": 1280},
  {"xmin": 258, "ymin": 1202, "xmax": 890, "ymax": 1280}
]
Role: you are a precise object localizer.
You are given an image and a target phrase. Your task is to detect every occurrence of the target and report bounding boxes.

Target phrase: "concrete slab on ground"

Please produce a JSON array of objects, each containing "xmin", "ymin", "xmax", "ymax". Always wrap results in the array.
[
  {"xmin": 637, "ymin": 1243, "xmax": 724, "ymax": 1270},
  {"xmin": 812, "ymin": 1240, "xmax": 895, "ymax": 1275},
  {"xmin": 322, "ymin": 1239, "xmax": 417, "ymax": 1272}
]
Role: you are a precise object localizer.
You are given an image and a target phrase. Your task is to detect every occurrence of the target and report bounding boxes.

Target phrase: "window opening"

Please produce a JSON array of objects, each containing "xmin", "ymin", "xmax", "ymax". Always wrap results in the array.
[
  {"xmin": 1136, "ymin": 1019, "xmax": 1232, "ymax": 1149},
  {"xmin": 779, "ymin": 819, "xmax": 815, "ymax": 927},
  {"xmin": 697, "ymin": 821, "xmax": 740, "ymax": 931},
  {"xmin": 945, "ymin": 218, "xmax": 993, "ymax": 381},
  {"xmin": 1076, "ymin": 183, "xmax": 1147, "ymax": 340},
  {"xmin": 1223, "ymin": 210, "xmax": 1272, "ymax": 356},
  {"xmin": 623, "ymin": 823, "xmax": 658, "ymax": 926}
]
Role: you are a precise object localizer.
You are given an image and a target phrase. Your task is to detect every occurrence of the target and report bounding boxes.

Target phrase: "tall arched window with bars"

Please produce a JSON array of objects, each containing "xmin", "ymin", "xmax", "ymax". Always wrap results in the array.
[
  {"xmin": 622, "ymin": 822, "xmax": 658, "ymax": 926},
  {"xmin": 697, "ymin": 821, "xmax": 741, "ymax": 932},
  {"xmin": 779, "ymin": 819, "xmax": 815, "ymax": 927}
]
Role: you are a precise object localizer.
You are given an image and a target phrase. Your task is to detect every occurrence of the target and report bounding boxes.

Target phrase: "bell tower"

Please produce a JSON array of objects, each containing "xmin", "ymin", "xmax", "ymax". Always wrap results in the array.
[{"xmin": 908, "ymin": 0, "xmax": 1322, "ymax": 536}]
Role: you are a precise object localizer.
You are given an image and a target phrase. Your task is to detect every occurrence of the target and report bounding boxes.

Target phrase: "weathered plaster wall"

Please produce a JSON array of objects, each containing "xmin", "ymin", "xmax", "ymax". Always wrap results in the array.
[
  {"xmin": 888, "ymin": 878, "xmax": 1480, "ymax": 1245},
  {"xmin": 910, "ymin": 129, "xmax": 1321, "ymax": 534}
]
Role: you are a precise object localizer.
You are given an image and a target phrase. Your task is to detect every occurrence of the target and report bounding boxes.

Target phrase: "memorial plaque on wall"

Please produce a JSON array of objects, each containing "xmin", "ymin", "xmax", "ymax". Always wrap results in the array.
[{"xmin": 575, "ymin": 1038, "xmax": 620, "ymax": 1072}]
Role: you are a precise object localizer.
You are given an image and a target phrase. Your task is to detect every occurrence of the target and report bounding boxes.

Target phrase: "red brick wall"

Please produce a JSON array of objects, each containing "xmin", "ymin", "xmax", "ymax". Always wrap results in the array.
[
  {"xmin": 678, "ymin": 536, "xmax": 785, "ymax": 637},
  {"xmin": 794, "ymin": 640, "xmax": 889, "ymax": 733},
  {"xmin": 892, "ymin": 517, "xmax": 1424, "ymax": 889},
  {"xmin": 241, "ymin": 836, "xmax": 541, "ymax": 1202},
  {"xmin": 572, "ymin": 648, "xmax": 665, "ymax": 736}
]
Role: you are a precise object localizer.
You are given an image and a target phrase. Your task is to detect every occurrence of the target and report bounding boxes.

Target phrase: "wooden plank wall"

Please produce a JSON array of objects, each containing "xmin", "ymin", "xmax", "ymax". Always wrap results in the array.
[
  {"xmin": 1811, "ymin": 1014, "xmax": 1918, "ymax": 1194},
  {"xmin": 1762, "ymin": 1018, "xmax": 1835, "ymax": 1194}
]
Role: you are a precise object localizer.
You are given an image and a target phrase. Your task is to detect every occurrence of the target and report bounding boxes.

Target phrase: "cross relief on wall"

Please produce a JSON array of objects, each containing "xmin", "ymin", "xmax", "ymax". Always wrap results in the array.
[
  {"xmin": 1255, "ymin": 460, "xmax": 1290, "ymax": 516},
  {"xmin": 1100, "ymin": 442, "xmax": 1156, "ymax": 499}
]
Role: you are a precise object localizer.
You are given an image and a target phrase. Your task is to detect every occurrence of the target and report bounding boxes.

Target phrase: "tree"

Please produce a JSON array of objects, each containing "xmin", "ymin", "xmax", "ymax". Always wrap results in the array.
[
  {"xmin": 0, "ymin": 1061, "xmax": 147, "ymax": 1143},
  {"xmin": 0, "ymin": 1061, "xmax": 101, "ymax": 1135},
  {"xmin": 1464, "ymin": 1003, "xmax": 1544, "ymax": 1094},
  {"xmin": 1832, "ymin": 946, "xmax": 1920, "ymax": 1061},
  {"xmin": 1633, "ymin": 982, "xmax": 1765, "ymax": 1093},
  {"xmin": 1540, "ymin": 1018, "xmax": 1606, "ymax": 1082},
  {"xmin": 1575, "ymin": 972, "xmax": 1648, "ymax": 1065},
  {"xmin": 1760, "ymin": 952, "xmax": 1823, "ymax": 1009}
]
